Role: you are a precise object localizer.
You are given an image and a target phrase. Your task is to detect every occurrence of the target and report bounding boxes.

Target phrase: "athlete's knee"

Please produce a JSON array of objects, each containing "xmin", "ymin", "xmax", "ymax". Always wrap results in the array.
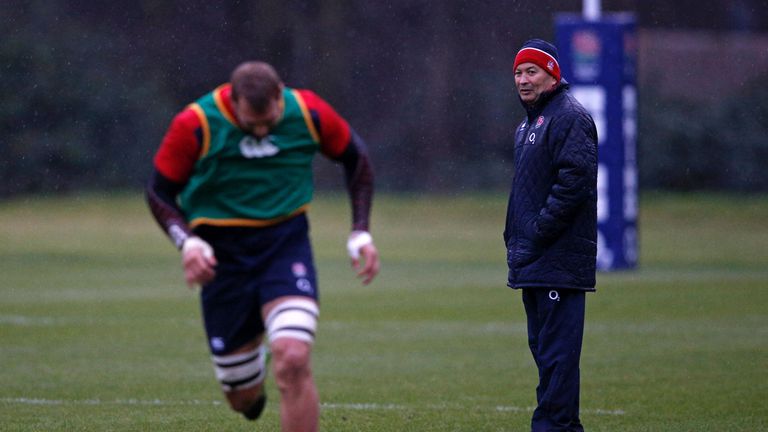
[
  {"xmin": 271, "ymin": 338, "xmax": 311, "ymax": 386},
  {"xmin": 264, "ymin": 298, "xmax": 318, "ymax": 388}
]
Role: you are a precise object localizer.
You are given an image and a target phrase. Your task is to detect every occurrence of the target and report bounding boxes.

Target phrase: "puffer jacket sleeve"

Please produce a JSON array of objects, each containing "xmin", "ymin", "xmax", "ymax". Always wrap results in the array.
[{"xmin": 534, "ymin": 111, "xmax": 597, "ymax": 243}]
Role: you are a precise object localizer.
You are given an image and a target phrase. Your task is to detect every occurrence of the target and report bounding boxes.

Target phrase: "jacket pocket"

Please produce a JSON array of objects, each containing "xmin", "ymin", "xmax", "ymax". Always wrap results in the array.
[
  {"xmin": 562, "ymin": 237, "xmax": 597, "ymax": 277},
  {"xmin": 512, "ymin": 238, "xmax": 542, "ymax": 268}
]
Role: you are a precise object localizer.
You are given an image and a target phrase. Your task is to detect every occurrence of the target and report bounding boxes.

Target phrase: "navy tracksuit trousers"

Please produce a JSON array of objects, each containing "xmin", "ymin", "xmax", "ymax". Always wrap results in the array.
[{"xmin": 522, "ymin": 288, "xmax": 586, "ymax": 432}]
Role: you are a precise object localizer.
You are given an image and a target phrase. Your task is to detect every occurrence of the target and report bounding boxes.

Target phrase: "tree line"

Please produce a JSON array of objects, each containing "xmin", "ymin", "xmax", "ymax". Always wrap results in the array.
[{"xmin": 2, "ymin": 0, "xmax": 766, "ymax": 198}]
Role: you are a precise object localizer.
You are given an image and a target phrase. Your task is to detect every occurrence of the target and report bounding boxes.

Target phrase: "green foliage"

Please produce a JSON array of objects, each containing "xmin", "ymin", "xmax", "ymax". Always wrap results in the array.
[
  {"xmin": 0, "ymin": 192, "xmax": 766, "ymax": 431},
  {"xmin": 1, "ymin": 3, "xmax": 180, "ymax": 196},
  {"xmin": 639, "ymin": 74, "xmax": 768, "ymax": 191}
]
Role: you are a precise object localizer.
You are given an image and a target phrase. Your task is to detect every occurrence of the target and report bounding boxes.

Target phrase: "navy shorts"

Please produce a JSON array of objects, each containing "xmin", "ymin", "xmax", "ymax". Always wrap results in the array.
[{"xmin": 195, "ymin": 214, "xmax": 318, "ymax": 355}]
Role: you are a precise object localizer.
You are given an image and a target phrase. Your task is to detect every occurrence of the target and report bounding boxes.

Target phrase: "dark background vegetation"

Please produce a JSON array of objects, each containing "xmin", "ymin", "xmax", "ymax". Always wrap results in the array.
[{"xmin": 2, "ymin": 0, "xmax": 767, "ymax": 197}]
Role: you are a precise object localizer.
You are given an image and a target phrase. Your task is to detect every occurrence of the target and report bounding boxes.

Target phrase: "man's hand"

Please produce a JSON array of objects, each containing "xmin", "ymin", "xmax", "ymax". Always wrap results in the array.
[
  {"xmin": 181, "ymin": 236, "xmax": 217, "ymax": 288},
  {"xmin": 346, "ymin": 231, "xmax": 380, "ymax": 285}
]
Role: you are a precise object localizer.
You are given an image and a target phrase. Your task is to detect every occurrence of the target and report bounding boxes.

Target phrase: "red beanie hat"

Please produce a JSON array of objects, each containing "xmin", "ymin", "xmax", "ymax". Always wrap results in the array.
[{"xmin": 513, "ymin": 39, "xmax": 561, "ymax": 82}]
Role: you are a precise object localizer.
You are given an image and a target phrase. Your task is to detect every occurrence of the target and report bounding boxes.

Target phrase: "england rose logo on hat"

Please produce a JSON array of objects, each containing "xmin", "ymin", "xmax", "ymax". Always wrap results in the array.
[{"xmin": 513, "ymin": 38, "xmax": 562, "ymax": 82}]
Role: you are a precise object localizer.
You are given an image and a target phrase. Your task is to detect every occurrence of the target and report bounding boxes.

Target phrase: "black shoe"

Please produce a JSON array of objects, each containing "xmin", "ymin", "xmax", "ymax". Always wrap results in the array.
[{"xmin": 243, "ymin": 394, "xmax": 267, "ymax": 421}]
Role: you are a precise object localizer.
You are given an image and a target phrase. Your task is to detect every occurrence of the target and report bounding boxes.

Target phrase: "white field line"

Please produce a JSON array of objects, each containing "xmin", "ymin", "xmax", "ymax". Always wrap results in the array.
[
  {"xmin": 0, "ymin": 397, "xmax": 223, "ymax": 406},
  {"xmin": 0, "ymin": 397, "xmax": 624, "ymax": 416},
  {"xmin": 5, "ymin": 313, "xmax": 763, "ymax": 341},
  {"xmin": 0, "ymin": 314, "xmax": 199, "ymax": 328}
]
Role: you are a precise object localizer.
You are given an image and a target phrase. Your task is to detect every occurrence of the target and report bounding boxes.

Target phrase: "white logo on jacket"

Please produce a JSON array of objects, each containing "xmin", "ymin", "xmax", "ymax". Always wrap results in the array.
[{"xmin": 239, "ymin": 136, "xmax": 279, "ymax": 158}]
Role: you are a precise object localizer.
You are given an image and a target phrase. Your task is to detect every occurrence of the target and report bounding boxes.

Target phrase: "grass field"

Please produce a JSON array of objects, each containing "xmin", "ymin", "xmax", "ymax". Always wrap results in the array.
[{"xmin": 1, "ymin": 191, "xmax": 766, "ymax": 431}]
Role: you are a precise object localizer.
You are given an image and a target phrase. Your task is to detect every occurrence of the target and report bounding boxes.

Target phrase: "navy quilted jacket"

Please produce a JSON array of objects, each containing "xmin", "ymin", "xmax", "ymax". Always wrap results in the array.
[{"xmin": 504, "ymin": 81, "xmax": 598, "ymax": 291}]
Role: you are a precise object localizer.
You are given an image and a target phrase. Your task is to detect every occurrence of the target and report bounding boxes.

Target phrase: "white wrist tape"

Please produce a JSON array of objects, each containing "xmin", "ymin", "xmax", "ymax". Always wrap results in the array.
[
  {"xmin": 346, "ymin": 231, "xmax": 373, "ymax": 260},
  {"xmin": 182, "ymin": 236, "xmax": 214, "ymax": 258}
]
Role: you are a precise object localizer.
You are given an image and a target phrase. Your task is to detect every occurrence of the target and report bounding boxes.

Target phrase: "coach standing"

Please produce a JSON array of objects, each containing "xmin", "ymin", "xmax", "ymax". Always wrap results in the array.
[
  {"xmin": 146, "ymin": 61, "xmax": 380, "ymax": 432},
  {"xmin": 503, "ymin": 39, "xmax": 598, "ymax": 432}
]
